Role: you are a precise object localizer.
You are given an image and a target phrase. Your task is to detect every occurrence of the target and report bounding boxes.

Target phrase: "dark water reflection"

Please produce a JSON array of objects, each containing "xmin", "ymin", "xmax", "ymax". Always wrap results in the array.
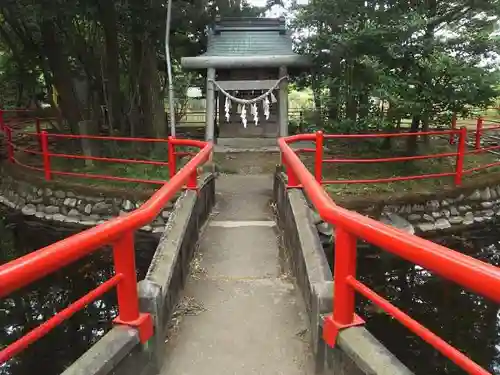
[
  {"xmin": 0, "ymin": 208, "xmax": 159, "ymax": 375},
  {"xmin": 327, "ymin": 225, "xmax": 500, "ymax": 374}
]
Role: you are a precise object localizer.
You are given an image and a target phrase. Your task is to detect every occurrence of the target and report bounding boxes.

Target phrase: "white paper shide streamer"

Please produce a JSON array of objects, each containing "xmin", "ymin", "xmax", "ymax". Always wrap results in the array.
[
  {"xmin": 209, "ymin": 76, "xmax": 288, "ymax": 129},
  {"xmin": 251, "ymin": 103, "xmax": 259, "ymax": 126},
  {"xmin": 223, "ymin": 93, "xmax": 273, "ymax": 128},
  {"xmin": 240, "ymin": 104, "xmax": 247, "ymax": 128},
  {"xmin": 224, "ymin": 95, "xmax": 274, "ymax": 128},
  {"xmin": 224, "ymin": 97, "xmax": 231, "ymax": 122},
  {"xmin": 263, "ymin": 96, "xmax": 270, "ymax": 120}
]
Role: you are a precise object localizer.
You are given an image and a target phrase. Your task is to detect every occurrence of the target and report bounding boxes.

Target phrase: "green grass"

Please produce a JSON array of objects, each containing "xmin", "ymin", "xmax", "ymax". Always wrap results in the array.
[
  {"xmin": 49, "ymin": 157, "xmax": 172, "ymax": 190},
  {"xmin": 11, "ymin": 107, "xmax": 500, "ymax": 195},
  {"xmin": 11, "ymin": 123, "xmax": 206, "ymax": 190},
  {"xmin": 51, "ymin": 141, "xmax": 205, "ymax": 190},
  {"xmin": 42, "ymin": 141, "xmax": 195, "ymax": 190}
]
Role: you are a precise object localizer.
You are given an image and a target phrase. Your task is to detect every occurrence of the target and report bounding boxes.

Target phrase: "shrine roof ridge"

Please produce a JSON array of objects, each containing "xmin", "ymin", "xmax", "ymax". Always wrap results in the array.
[
  {"xmin": 181, "ymin": 16, "xmax": 312, "ymax": 69},
  {"xmin": 213, "ymin": 16, "xmax": 286, "ymax": 34}
]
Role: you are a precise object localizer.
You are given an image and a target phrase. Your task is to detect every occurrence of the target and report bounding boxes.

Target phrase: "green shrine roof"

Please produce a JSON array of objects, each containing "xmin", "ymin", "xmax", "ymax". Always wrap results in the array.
[
  {"xmin": 181, "ymin": 17, "xmax": 311, "ymax": 69},
  {"xmin": 204, "ymin": 17, "xmax": 294, "ymax": 57}
]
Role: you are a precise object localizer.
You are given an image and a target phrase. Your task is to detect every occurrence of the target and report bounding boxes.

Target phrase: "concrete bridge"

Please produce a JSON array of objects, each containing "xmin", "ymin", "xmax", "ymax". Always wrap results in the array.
[
  {"xmin": 57, "ymin": 173, "xmax": 411, "ymax": 375},
  {"xmin": 1, "ymin": 134, "xmax": 499, "ymax": 375},
  {"xmin": 2, "ymin": 15, "xmax": 500, "ymax": 370}
]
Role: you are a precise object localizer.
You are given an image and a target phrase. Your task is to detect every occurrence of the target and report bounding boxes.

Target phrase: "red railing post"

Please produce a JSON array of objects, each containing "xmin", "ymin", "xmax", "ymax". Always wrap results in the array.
[
  {"xmin": 112, "ymin": 233, "xmax": 140, "ymax": 321},
  {"xmin": 36, "ymin": 118, "xmax": 42, "ymax": 151},
  {"xmin": 323, "ymin": 226, "xmax": 364, "ymax": 346},
  {"xmin": 5, "ymin": 126, "xmax": 14, "ymax": 163},
  {"xmin": 283, "ymin": 155, "xmax": 300, "ymax": 188},
  {"xmin": 455, "ymin": 127, "xmax": 467, "ymax": 186},
  {"xmin": 332, "ymin": 227, "xmax": 357, "ymax": 323},
  {"xmin": 187, "ymin": 169, "xmax": 198, "ymax": 190},
  {"xmin": 449, "ymin": 113, "xmax": 457, "ymax": 145},
  {"xmin": 112, "ymin": 232, "xmax": 153, "ymax": 343},
  {"xmin": 168, "ymin": 136, "xmax": 177, "ymax": 178},
  {"xmin": 41, "ymin": 131, "xmax": 52, "ymax": 181},
  {"xmin": 475, "ymin": 117, "xmax": 483, "ymax": 150},
  {"xmin": 315, "ymin": 131, "xmax": 324, "ymax": 183}
]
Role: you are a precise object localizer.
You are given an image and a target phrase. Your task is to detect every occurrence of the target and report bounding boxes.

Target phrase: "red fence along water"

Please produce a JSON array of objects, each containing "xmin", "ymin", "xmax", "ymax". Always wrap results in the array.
[
  {"xmin": 0, "ymin": 110, "xmax": 200, "ymax": 185},
  {"xmin": 280, "ymin": 134, "xmax": 500, "ymax": 375},
  {"xmin": 0, "ymin": 131, "xmax": 212, "ymax": 364},
  {"xmin": 3, "ymin": 108, "xmax": 500, "ymax": 372},
  {"xmin": 293, "ymin": 120, "xmax": 500, "ymax": 188}
]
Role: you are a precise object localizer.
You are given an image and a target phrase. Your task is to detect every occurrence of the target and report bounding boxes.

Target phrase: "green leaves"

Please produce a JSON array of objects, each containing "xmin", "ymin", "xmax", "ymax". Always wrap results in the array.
[
  {"xmin": 293, "ymin": 0, "xmax": 500, "ymax": 133},
  {"xmin": 0, "ymin": 0, "xmax": 270, "ymax": 135}
]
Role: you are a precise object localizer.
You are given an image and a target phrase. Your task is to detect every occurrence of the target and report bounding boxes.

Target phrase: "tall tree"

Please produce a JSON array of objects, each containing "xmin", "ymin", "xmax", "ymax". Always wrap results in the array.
[
  {"xmin": 0, "ymin": 0, "xmax": 272, "ymax": 136},
  {"xmin": 293, "ymin": 0, "xmax": 500, "ymax": 151}
]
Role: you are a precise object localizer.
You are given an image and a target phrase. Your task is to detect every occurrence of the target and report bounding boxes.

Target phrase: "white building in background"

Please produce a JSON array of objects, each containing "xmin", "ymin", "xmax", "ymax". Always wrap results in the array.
[{"xmin": 187, "ymin": 87, "xmax": 203, "ymax": 98}]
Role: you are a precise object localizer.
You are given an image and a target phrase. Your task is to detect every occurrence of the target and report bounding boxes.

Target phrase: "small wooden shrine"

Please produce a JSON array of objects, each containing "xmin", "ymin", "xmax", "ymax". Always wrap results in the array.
[{"xmin": 181, "ymin": 16, "xmax": 311, "ymax": 141}]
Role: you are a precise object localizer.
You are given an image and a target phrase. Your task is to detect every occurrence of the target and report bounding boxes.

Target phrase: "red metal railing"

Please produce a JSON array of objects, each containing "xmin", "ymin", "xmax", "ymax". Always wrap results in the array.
[
  {"xmin": 316, "ymin": 129, "xmax": 466, "ymax": 185},
  {"xmin": 3, "ymin": 109, "xmax": 500, "ymax": 188},
  {"xmin": 296, "ymin": 120, "xmax": 500, "ymax": 187},
  {"xmin": 0, "ymin": 136, "xmax": 213, "ymax": 364},
  {"xmin": 462, "ymin": 117, "xmax": 500, "ymax": 174},
  {"xmin": 468, "ymin": 116, "xmax": 500, "ymax": 151},
  {"xmin": 0, "ymin": 110, "xmax": 199, "ymax": 185},
  {"xmin": 295, "ymin": 129, "xmax": 467, "ymax": 185},
  {"xmin": 280, "ymin": 134, "xmax": 500, "ymax": 375}
]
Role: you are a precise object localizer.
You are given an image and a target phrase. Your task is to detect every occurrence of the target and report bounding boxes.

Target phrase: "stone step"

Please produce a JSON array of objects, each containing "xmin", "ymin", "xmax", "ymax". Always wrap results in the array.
[
  {"xmin": 214, "ymin": 137, "xmax": 317, "ymax": 153},
  {"xmin": 216, "ymin": 138, "xmax": 278, "ymax": 148}
]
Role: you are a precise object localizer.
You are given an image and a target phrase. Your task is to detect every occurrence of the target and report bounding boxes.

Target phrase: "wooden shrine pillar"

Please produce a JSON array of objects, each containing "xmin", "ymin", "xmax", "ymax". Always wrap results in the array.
[
  {"xmin": 279, "ymin": 66, "xmax": 288, "ymax": 137},
  {"xmin": 206, "ymin": 67, "xmax": 216, "ymax": 141}
]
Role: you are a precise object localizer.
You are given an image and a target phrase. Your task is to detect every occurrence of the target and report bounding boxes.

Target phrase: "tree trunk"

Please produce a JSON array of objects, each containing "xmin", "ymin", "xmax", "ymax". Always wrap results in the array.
[
  {"xmin": 382, "ymin": 104, "xmax": 396, "ymax": 150},
  {"xmin": 126, "ymin": 38, "xmax": 143, "ymax": 137},
  {"xmin": 406, "ymin": 0, "xmax": 436, "ymax": 154},
  {"xmin": 359, "ymin": 92, "xmax": 369, "ymax": 122},
  {"xmin": 40, "ymin": 22, "xmax": 83, "ymax": 133},
  {"xmin": 406, "ymin": 115, "xmax": 420, "ymax": 155},
  {"xmin": 328, "ymin": 57, "xmax": 341, "ymax": 123},
  {"xmin": 16, "ymin": 81, "xmax": 24, "ymax": 107},
  {"xmin": 346, "ymin": 94, "xmax": 358, "ymax": 122},
  {"xmin": 139, "ymin": 39, "xmax": 166, "ymax": 138},
  {"xmin": 98, "ymin": 1, "xmax": 124, "ymax": 134},
  {"xmin": 311, "ymin": 75, "xmax": 322, "ymax": 110},
  {"xmin": 422, "ymin": 115, "xmax": 430, "ymax": 144},
  {"xmin": 79, "ymin": 120, "xmax": 100, "ymax": 166},
  {"xmin": 328, "ymin": 85, "xmax": 339, "ymax": 123},
  {"xmin": 345, "ymin": 59, "xmax": 358, "ymax": 122}
]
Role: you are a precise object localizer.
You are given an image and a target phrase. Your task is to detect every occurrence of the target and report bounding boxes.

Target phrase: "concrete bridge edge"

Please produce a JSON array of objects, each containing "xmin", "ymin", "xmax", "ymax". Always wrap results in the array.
[
  {"xmin": 60, "ymin": 173, "xmax": 216, "ymax": 375},
  {"xmin": 272, "ymin": 169, "xmax": 414, "ymax": 375}
]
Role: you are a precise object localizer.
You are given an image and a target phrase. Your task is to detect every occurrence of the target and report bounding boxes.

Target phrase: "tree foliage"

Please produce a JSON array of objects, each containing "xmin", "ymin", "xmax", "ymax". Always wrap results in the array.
[
  {"xmin": 0, "ymin": 0, "xmax": 271, "ymax": 136},
  {"xmin": 293, "ymin": 0, "xmax": 500, "ymax": 146}
]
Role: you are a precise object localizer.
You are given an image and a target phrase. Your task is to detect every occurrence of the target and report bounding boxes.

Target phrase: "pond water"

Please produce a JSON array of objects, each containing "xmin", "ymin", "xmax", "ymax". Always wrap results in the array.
[
  {"xmin": 3, "ymin": 204, "xmax": 500, "ymax": 375},
  {"xmin": 0, "ymin": 208, "xmax": 159, "ymax": 375},
  {"xmin": 329, "ymin": 225, "xmax": 500, "ymax": 374}
]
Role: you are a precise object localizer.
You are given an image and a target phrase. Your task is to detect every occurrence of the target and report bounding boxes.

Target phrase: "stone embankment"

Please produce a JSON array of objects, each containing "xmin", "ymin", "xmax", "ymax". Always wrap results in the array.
[
  {"xmin": 0, "ymin": 175, "xmax": 172, "ymax": 232},
  {"xmin": 312, "ymin": 186, "xmax": 500, "ymax": 243}
]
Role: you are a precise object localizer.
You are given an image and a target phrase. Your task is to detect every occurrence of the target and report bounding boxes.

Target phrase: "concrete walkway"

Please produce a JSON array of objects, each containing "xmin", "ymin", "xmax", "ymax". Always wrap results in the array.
[{"xmin": 161, "ymin": 175, "xmax": 314, "ymax": 375}]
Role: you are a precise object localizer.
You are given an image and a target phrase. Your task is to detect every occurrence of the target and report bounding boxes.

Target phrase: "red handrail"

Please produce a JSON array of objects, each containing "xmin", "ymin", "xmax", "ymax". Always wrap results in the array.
[
  {"xmin": 308, "ymin": 126, "xmax": 486, "ymax": 186},
  {"xmin": 0, "ymin": 109, "xmax": 205, "ymax": 184},
  {"xmin": 1, "ymin": 118, "xmax": 200, "ymax": 183},
  {"xmin": 0, "ymin": 138, "xmax": 213, "ymax": 364},
  {"xmin": 279, "ymin": 134, "xmax": 500, "ymax": 375},
  {"xmin": 3, "ymin": 125, "xmax": 184, "ymax": 184}
]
